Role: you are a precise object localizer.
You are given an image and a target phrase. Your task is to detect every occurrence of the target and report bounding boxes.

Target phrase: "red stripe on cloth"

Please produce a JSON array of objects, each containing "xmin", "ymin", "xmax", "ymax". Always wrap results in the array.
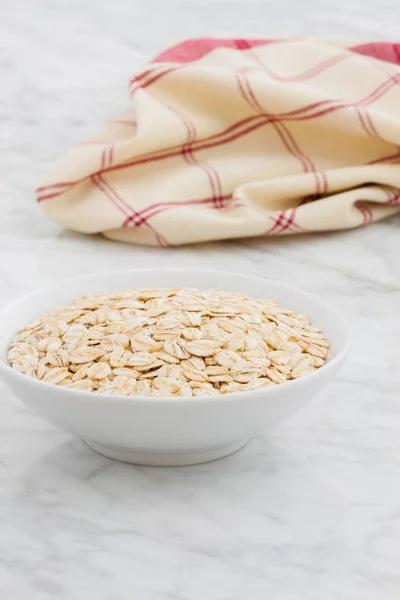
[
  {"xmin": 126, "ymin": 39, "xmax": 400, "ymax": 103},
  {"xmin": 351, "ymin": 42, "xmax": 400, "ymax": 65},
  {"xmin": 122, "ymin": 194, "xmax": 232, "ymax": 227},
  {"xmin": 354, "ymin": 200, "xmax": 373, "ymax": 225},
  {"xmin": 260, "ymin": 53, "xmax": 351, "ymax": 83},
  {"xmin": 151, "ymin": 37, "xmax": 278, "ymax": 64},
  {"xmin": 36, "ymin": 114, "xmax": 267, "ymax": 200},
  {"xmin": 100, "ymin": 148, "xmax": 106, "ymax": 170},
  {"xmin": 124, "ymin": 192, "xmax": 313, "ymax": 230},
  {"xmin": 35, "ymin": 98, "xmax": 348, "ymax": 200},
  {"xmin": 355, "ymin": 108, "xmax": 369, "ymax": 136},
  {"xmin": 128, "ymin": 64, "xmax": 171, "ymax": 87},
  {"xmin": 37, "ymin": 71, "xmax": 400, "ymax": 202},
  {"xmin": 368, "ymin": 150, "xmax": 400, "ymax": 164},
  {"xmin": 354, "ymin": 201, "xmax": 368, "ymax": 225},
  {"xmin": 354, "ymin": 106, "xmax": 376, "ymax": 137},
  {"xmin": 365, "ymin": 205, "xmax": 374, "ymax": 224},
  {"xmin": 141, "ymin": 85, "xmax": 224, "ymax": 210},
  {"xmin": 182, "ymin": 145, "xmax": 224, "ymax": 209},
  {"xmin": 315, "ymin": 173, "xmax": 321, "ymax": 196},
  {"xmin": 129, "ymin": 66, "xmax": 179, "ymax": 96},
  {"xmin": 235, "ymin": 73, "xmax": 296, "ymax": 157},
  {"xmin": 235, "ymin": 44, "xmax": 321, "ymax": 176},
  {"xmin": 100, "ymin": 145, "xmax": 114, "ymax": 170},
  {"xmin": 92, "ymin": 173, "xmax": 168, "ymax": 246},
  {"xmin": 131, "ymin": 49, "xmax": 351, "ymax": 102},
  {"xmin": 92, "ymin": 174, "xmax": 129, "ymax": 222},
  {"xmin": 240, "ymin": 45, "xmax": 330, "ymax": 199},
  {"xmin": 152, "ymin": 37, "xmax": 400, "ymax": 66},
  {"xmin": 236, "ymin": 70, "xmax": 316, "ymax": 178},
  {"xmin": 237, "ymin": 56, "xmax": 322, "ymax": 198},
  {"xmin": 360, "ymin": 72, "xmax": 400, "ymax": 106},
  {"xmin": 37, "ymin": 190, "xmax": 74, "ymax": 202},
  {"xmin": 313, "ymin": 172, "xmax": 329, "ymax": 196},
  {"xmin": 265, "ymin": 207, "xmax": 304, "ymax": 235},
  {"xmin": 362, "ymin": 110, "xmax": 379, "ymax": 137},
  {"xmin": 320, "ymin": 172, "xmax": 329, "ymax": 195},
  {"xmin": 393, "ymin": 44, "xmax": 400, "ymax": 65},
  {"xmin": 265, "ymin": 209, "xmax": 289, "ymax": 235},
  {"xmin": 385, "ymin": 189, "xmax": 400, "ymax": 205},
  {"xmin": 180, "ymin": 119, "xmax": 224, "ymax": 210},
  {"xmin": 37, "ymin": 181, "xmax": 72, "ymax": 193}
]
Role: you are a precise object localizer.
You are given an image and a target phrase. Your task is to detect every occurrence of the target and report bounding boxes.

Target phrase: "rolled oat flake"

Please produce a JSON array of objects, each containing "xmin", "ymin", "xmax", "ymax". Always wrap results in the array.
[{"xmin": 8, "ymin": 288, "xmax": 328, "ymax": 396}]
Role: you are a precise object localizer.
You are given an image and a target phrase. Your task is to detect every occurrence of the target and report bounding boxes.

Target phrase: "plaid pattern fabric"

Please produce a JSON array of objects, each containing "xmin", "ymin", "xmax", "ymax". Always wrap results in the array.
[{"xmin": 37, "ymin": 37, "xmax": 400, "ymax": 246}]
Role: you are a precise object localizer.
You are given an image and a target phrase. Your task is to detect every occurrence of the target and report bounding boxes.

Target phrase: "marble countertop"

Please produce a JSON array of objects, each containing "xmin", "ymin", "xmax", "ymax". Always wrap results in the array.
[{"xmin": 1, "ymin": 1, "xmax": 400, "ymax": 598}]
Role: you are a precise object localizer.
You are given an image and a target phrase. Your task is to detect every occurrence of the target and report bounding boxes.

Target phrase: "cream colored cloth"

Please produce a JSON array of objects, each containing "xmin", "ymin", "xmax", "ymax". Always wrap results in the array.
[{"xmin": 37, "ymin": 37, "xmax": 400, "ymax": 246}]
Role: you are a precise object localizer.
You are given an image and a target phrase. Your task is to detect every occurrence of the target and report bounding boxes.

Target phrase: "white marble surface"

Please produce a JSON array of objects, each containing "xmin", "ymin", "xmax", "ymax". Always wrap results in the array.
[{"xmin": 1, "ymin": 1, "xmax": 400, "ymax": 599}]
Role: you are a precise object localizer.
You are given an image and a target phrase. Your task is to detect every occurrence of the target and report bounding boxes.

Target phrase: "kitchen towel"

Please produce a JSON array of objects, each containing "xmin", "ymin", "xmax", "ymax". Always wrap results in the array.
[{"xmin": 37, "ymin": 37, "xmax": 400, "ymax": 246}]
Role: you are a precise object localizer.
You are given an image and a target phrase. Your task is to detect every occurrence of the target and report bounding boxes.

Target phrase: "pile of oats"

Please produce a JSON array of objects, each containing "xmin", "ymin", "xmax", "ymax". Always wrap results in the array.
[{"xmin": 7, "ymin": 288, "xmax": 329, "ymax": 397}]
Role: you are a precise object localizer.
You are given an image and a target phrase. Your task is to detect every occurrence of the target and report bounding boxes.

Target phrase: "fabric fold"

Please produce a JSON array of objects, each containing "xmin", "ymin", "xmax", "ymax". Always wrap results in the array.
[{"xmin": 37, "ymin": 37, "xmax": 400, "ymax": 246}]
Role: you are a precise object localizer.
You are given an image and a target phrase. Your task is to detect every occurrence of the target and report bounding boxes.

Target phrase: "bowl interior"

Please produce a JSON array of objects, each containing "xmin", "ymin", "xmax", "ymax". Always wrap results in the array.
[{"xmin": 0, "ymin": 270, "xmax": 350, "ymax": 363}]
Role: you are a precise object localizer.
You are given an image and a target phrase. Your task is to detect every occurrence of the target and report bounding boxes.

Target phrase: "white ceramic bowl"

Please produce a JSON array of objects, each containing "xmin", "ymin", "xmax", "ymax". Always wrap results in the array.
[{"xmin": 0, "ymin": 270, "xmax": 351, "ymax": 466}]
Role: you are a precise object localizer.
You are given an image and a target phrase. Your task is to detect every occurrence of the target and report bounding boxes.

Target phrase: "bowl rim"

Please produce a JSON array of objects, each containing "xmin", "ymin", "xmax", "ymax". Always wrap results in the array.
[{"xmin": 0, "ymin": 268, "xmax": 351, "ymax": 404}]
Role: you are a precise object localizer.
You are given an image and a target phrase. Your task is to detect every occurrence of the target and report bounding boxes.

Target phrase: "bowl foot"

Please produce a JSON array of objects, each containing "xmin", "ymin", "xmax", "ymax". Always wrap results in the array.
[{"xmin": 84, "ymin": 439, "xmax": 249, "ymax": 466}]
